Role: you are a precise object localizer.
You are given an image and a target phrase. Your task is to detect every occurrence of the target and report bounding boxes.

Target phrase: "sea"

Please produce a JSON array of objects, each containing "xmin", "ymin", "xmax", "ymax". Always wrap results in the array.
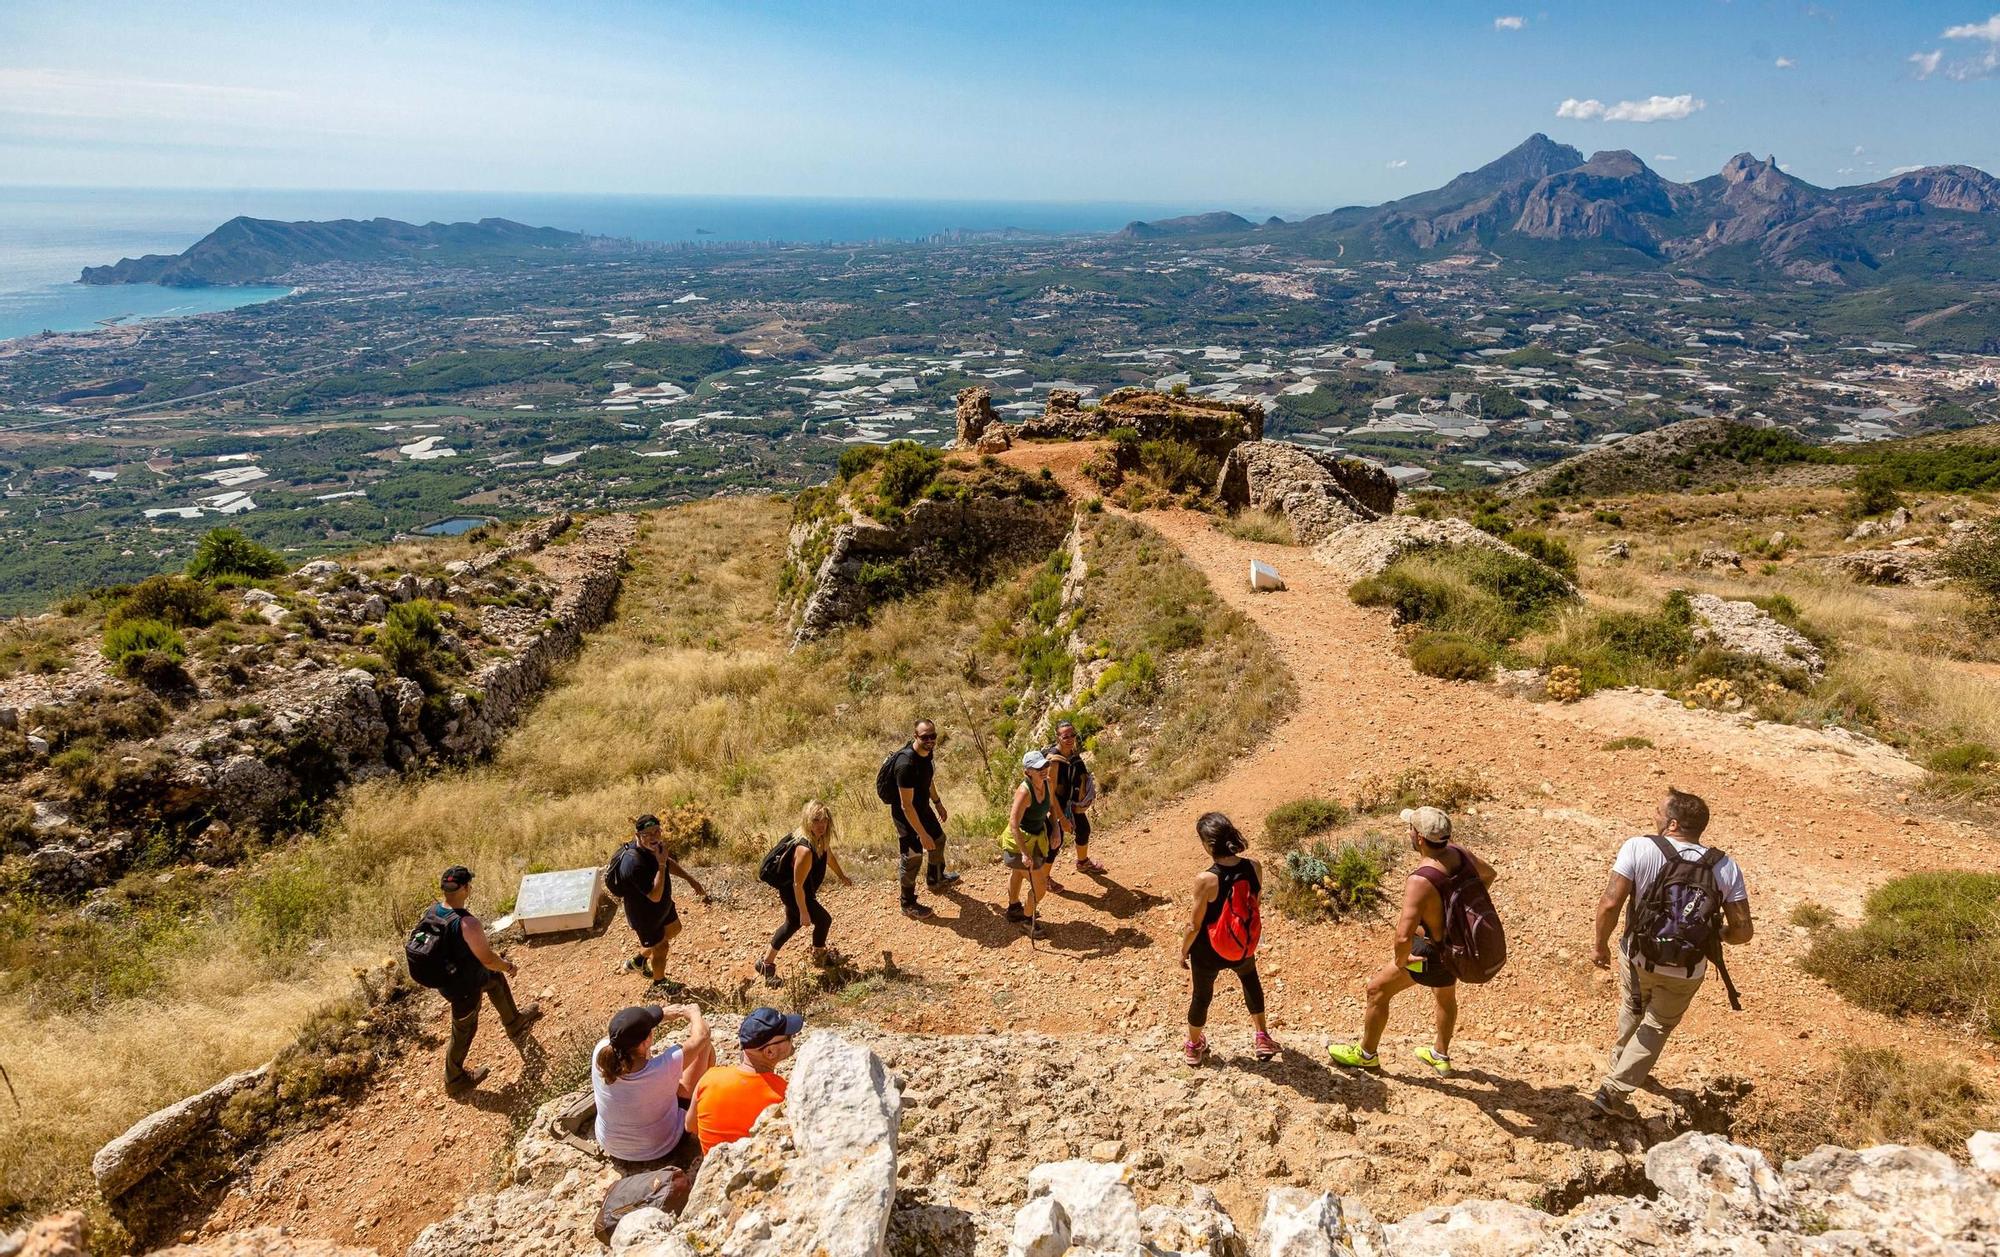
[{"xmin": 0, "ymin": 187, "xmax": 1190, "ymax": 343}]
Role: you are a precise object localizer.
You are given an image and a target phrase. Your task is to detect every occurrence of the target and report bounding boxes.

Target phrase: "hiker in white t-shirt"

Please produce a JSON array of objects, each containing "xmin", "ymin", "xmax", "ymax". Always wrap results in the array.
[{"xmin": 1589, "ymin": 788, "xmax": 1753, "ymax": 1121}]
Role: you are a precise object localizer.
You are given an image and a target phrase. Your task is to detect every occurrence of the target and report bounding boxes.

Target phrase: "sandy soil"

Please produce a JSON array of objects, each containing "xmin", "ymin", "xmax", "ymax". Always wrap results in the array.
[{"xmin": 189, "ymin": 452, "xmax": 2000, "ymax": 1251}]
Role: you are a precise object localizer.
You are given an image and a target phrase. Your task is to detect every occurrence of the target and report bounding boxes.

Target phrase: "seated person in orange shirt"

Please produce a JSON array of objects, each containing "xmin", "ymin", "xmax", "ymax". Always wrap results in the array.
[{"xmin": 690, "ymin": 1007, "xmax": 801, "ymax": 1154}]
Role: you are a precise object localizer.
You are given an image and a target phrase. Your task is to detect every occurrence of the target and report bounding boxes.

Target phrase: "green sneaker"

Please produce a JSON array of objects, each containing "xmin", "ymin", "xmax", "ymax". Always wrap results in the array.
[
  {"xmin": 1327, "ymin": 1042, "xmax": 1380, "ymax": 1069},
  {"xmin": 1415, "ymin": 1047, "xmax": 1452, "ymax": 1074}
]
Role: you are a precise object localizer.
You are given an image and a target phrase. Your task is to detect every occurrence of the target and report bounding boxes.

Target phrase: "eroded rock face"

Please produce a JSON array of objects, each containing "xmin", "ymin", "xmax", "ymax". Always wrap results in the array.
[
  {"xmin": 1687, "ymin": 594, "xmax": 1824, "ymax": 680},
  {"xmin": 406, "ymin": 1094, "xmax": 616, "ymax": 1257},
  {"xmin": 1828, "ymin": 548, "xmax": 1944, "ymax": 587},
  {"xmin": 1312, "ymin": 516, "xmax": 1564, "ymax": 586},
  {"xmin": 1016, "ymin": 386, "xmax": 1264, "ymax": 456},
  {"xmin": 1215, "ymin": 442, "xmax": 1395, "ymax": 545},
  {"xmin": 955, "ymin": 386, "xmax": 1003, "ymax": 450},
  {"xmin": 92, "ymin": 1066, "xmax": 270, "ymax": 1200}
]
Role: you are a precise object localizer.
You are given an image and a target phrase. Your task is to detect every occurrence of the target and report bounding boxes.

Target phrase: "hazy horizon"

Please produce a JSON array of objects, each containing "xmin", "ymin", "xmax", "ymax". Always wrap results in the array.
[{"xmin": 5, "ymin": 1, "xmax": 1998, "ymax": 208}]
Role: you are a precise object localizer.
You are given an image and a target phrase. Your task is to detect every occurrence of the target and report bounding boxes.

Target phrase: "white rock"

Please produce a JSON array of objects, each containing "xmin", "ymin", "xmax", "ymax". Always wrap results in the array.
[
  {"xmin": 1647, "ymin": 1131, "xmax": 1791, "ymax": 1221},
  {"xmin": 1008, "ymin": 1194, "xmax": 1072, "ymax": 1257},
  {"xmin": 240, "ymin": 588, "xmax": 278, "ymax": 605},
  {"xmin": 1250, "ymin": 560, "xmax": 1286, "ymax": 592},
  {"xmin": 1023, "ymin": 1160, "xmax": 1143, "ymax": 1252},
  {"xmin": 1970, "ymin": 1131, "xmax": 2000, "ymax": 1175},
  {"xmin": 1382, "ymin": 1198, "xmax": 1551, "ymax": 1256},
  {"xmin": 1257, "ymin": 1188, "xmax": 1380, "ymax": 1257},
  {"xmin": 610, "ymin": 1206, "xmax": 679, "ymax": 1254}
]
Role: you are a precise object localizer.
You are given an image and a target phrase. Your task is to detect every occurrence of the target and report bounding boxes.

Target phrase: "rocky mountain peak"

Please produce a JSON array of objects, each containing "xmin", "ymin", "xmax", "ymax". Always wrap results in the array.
[
  {"xmin": 1720, "ymin": 152, "xmax": 1783, "ymax": 184},
  {"xmin": 1580, "ymin": 149, "xmax": 1651, "ymax": 178}
]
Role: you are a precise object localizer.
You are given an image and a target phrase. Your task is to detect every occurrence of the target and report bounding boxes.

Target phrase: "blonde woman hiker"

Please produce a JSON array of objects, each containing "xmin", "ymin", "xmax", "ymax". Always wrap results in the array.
[
  {"xmin": 1001, "ymin": 749, "xmax": 1064, "ymax": 939},
  {"xmin": 754, "ymin": 801, "xmax": 854, "ymax": 984}
]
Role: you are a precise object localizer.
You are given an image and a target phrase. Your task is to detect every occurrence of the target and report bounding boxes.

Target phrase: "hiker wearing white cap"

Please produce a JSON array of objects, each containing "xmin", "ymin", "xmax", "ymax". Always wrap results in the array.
[
  {"xmin": 1001, "ymin": 748, "xmax": 1064, "ymax": 939},
  {"xmin": 1329, "ymin": 806, "xmax": 1500, "ymax": 1075}
]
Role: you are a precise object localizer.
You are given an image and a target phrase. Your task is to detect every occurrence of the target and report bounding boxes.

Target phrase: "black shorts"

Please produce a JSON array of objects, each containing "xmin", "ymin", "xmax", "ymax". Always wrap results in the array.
[
  {"xmin": 1406, "ymin": 935, "xmax": 1456, "ymax": 989},
  {"xmin": 625, "ymin": 895, "xmax": 679, "ymax": 948}
]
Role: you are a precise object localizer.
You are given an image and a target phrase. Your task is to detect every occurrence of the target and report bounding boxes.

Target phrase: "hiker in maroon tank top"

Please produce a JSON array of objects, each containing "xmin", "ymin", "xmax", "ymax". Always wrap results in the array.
[
  {"xmin": 1328, "ymin": 806, "xmax": 1498, "ymax": 1075},
  {"xmin": 1178, "ymin": 812, "xmax": 1280, "ymax": 1066}
]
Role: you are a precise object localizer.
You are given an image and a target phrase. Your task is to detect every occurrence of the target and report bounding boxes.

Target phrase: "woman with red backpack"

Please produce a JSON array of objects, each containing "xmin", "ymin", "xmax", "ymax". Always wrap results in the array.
[{"xmin": 1179, "ymin": 812, "xmax": 1279, "ymax": 1065}]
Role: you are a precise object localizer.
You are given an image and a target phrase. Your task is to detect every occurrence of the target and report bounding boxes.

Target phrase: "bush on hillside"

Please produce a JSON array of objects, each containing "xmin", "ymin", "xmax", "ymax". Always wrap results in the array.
[
  {"xmin": 1407, "ymin": 632, "xmax": 1494, "ymax": 681},
  {"xmin": 105, "ymin": 574, "xmax": 226, "ymax": 631},
  {"xmin": 1502, "ymin": 529, "xmax": 1577, "ymax": 580},
  {"xmin": 875, "ymin": 442, "xmax": 943, "ymax": 509},
  {"xmin": 1276, "ymin": 835, "xmax": 1396, "ymax": 920},
  {"xmin": 1350, "ymin": 546, "xmax": 1573, "ymax": 647},
  {"xmin": 1802, "ymin": 870, "xmax": 2000, "ymax": 1038},
  {"xmin": 1353, "ymin": 763, "xmax": 1488, "ymax": 814},
  {"xmin": 101, "ymin": 617, "xmax": 189, "ymax": 688},
  {"xmin": 1766, "ymin": 1046, "xmax": 1996, "ymax": 1160},
  {"xmin": 1940, "ymin": 517, "xmax": 2000, "ymax": 615},
  {"xmin": 837, "ymin": 444, "xmax": 884, "ymax": 481},
  {"xmin": 187, "ymin": 527, "xmax": 286, "ymax": 582},
  {"xmin": 377, "ymin": 599, "xmax": 448, "ymax": 687},
  {"xmin": 1540, "ymin": 590, "xmax": 1697, "ymax": 695},
  {"xmin": 1263, "ymin": 797, "xmax": 1350, "ymax": 852},
  {"xmin": 1137, "ymin": 438, "xmax": 1217, "ymax": 495},
  {"xmin": 1847, "ymin": 466, "xmax": 1903, "ymax": 518}
]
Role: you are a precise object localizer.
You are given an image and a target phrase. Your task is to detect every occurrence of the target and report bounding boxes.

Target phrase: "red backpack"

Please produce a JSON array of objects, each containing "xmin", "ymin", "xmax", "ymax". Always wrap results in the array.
[
  {"xmin": 1412, "ymin": 846, "xmax": 1507, "ymax": 983},
  {"xmin": 1205, "ymin": 864, "xmax": 1262, "ymax": 962}
]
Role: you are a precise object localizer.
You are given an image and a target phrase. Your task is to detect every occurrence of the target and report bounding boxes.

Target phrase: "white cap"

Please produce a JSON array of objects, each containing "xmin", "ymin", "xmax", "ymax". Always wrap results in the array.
[
  {"xmin": 1022, "ymin": 749, "xmax": 1049, "ymax": 770},
  {"xmin": 1400, "ymin": 806, "xmax": 1452, "ymax": 843}
]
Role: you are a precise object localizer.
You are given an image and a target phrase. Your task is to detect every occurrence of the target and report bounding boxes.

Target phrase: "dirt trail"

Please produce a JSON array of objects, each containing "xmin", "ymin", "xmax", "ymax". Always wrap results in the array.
[{"xmin": 192, "ymin": 465, "xmax": 2000, "ymax": 1252}]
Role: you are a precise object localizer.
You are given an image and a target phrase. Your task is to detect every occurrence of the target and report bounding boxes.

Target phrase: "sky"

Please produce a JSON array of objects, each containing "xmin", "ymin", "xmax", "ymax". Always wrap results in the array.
[{"xmin": 2, "ymin": 1, "xmax": 1998, "ymax": 212}]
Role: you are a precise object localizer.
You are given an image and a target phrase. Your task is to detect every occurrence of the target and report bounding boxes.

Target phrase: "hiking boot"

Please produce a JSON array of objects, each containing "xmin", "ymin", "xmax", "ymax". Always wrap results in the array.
[
  {"xmin": 1025, "ymin": 921, "xmax": 1046, "ymax": 940},
  {"xmin": 622, "ymin": 953, "xmax": 648, "ymax": 975},
  {"xmin": 755, "ymin": 958, "xmax": 779, "ymax": 986},
  {"xmin": 1004, "ymin": 902, "xmax": 1028, "ymax": 923},
  {"xmin": 901, "ymin": 902, "xmax": 935, "ymax": 920},
  {"xmin": 1078, "ymin": 858, "xmax": 1107, "ymax": 874},
  {"xmin": 505, "ymin": 1003, "xmax": 543, "ymax": 1039},
  {"xmin": 928, "ymin": 871, "xmax": 962, "ymax": 889},
  {"xmin": 446, "ymin": 1066, "xmax": 489, "ymax": 1096},
  {"xmin": 1415, "ymin": 1047, "xmax": 1452, "ymax": 1075},
  {"xmin": 1183, "ymin": 1036, "xmax": 1208, "ymax": 1066},
  {"xmin": 1588, "ymin": 1088, "xmax": 1640, "ymax": 1122},
  {"xmin": 1327, "ymin": 1043, "xmax": 1380, "ymax": 1070},
  {"xmin": 1253, "ymin": 1031, "xmax": 1280, "ymax": 1061}
]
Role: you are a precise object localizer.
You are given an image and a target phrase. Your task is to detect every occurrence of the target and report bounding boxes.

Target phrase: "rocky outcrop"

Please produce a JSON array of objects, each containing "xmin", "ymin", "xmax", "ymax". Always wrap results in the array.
[
  {"xmin": 784, "ymin": 485, "xmax": 1070, "ymax": 644},
  {"xmin": 1018, "ymin": 387, "xmax": 1264, "ymax": 458},
  {"xmin": 1687, "ymin": 593, "xmax": 1824, "ymax": 679},
  {"xmin": 1215, "ymin": 442, "xmax": 1396, "ymax": 544},
  {"xmin": 1828, "ymin": 548, "xmax": 1946, "ymax": 587},
  {"xmin": 1313, "ymin": 516, "xmax": 1563, "ymax": 585},
  {"xmin": 1498, "ymin": 419, "xmax": 1754, "ymax": 500},
  {"xmin": 954, "ymin": 386, "xmax": 1006, "ymax": 451},
  {"xmin": 407, "ymin": 1094, "xmax": 618, "ymax": 1257},
  {"xmin": 92, "ymin": 1065, "xmax": 271, "ymax": 1200}
]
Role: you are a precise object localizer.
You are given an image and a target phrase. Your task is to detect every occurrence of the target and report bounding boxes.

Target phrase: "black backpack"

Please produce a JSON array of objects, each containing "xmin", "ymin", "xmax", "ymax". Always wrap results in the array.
[
  {"xmin": 603, "ymin": 841, "xmax": 646, "ymax": 900},
  {"xmin": 875, "ymin": 745, "xmax": 911, "ymax": 806},
  {"xmin": 405, "ymin": 904, "xmax": 469, "ymax": 990},
  {"xmin": 1629, "ymin": 835, "xmax": 1742, "ymax": 1010},
  {"xmin": 759, "ymin": 833, "xmax": 804, "ymax": 889}
]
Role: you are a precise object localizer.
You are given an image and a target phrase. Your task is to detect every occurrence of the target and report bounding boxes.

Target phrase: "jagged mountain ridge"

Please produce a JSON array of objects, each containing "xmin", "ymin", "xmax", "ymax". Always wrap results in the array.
[
  {"xmin": 80, "ymin": 216, "xmax": 595, "ymax": 287},
  {"xmin": 1125, "ymin": 134, "xmax": 2000, "ymax": 283}
]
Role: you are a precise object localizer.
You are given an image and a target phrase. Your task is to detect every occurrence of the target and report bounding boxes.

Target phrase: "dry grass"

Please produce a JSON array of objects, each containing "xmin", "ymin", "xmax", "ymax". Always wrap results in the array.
[
  {"xmin": 1214, "ymin": 508, "xmax": 1296, "ymax": 546},
  {"xmin": 1759, "ymin": 1046, "xmax": 1998, "ymax": 1161},
  {"xmin": 0, "ymin": 496, "xmax": 1292, "ymax": 1219}
]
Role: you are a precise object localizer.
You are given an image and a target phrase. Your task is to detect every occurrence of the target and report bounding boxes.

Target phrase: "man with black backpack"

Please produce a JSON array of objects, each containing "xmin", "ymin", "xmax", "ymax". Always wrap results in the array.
[
  {"xmin": 608, "ymin": 814, "xmax": 710, "ymax": 983},
  {"xmin": 878, "ymin": 719, "xmax": 957, "ymax": 919},
  {"xmin": 1589, "ymin": 788, "xmax": 1754, "ymax": 1121},
  {"xmin": 406, "ymin": 865, "xmax": 542, "ymax": 1096},
  {"xmin": 1329, "ymin": 807, "xmax": 1500, "ymax": 1076}
]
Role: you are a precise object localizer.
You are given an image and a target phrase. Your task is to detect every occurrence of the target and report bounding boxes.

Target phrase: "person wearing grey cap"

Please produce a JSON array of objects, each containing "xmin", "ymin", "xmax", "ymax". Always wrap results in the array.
[
  {"xmin": 1000, "ymin": 749, "xmax": 1065, "ymax": 939},
  {"xmin": 415, "ymin": 865, "xmax": 542, "ymax": 1096},
  {"xmin": 1328, "ymin": 807, "xmax": 1496, "ymax": 1075},
  {"xmin": 592, "ymin": 1002, "xmax": 713, "ymax": 1170}
]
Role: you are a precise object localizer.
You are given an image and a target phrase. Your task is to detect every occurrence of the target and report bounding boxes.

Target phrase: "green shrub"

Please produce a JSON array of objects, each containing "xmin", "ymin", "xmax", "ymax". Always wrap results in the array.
[
  {"xmin": 836, "ymin": 444, "xmax": 884, "ymax": 481},
  {"xmin": 1278, "ymin": 836, "xmax": 1395, "ymax": 920},
  {"xmin": 378, "ymin": 599, "xmax": 447, "ymax": 686},
  {"xmin": 1790, "ymin": 901, "xmax": 1835, "ymax": 930},
  {"xmin": 1263, "ymin": 798, "xmax": 1350, "ymax": 852},
  {"xmin": 1927, "ymin": 742, "xmax": 1999, "ymax": 774},
  {"xmin": 1407, "ymin": 632, "xmax": 1493, "ymax": 681},
  {"xmin": 1351, "ymin": 547, "xmax": 1573, "ymax": 653},
  {"xmin": 105, "ymin": 575, "xmax": 225, "ymax": 630},
  {"xmin": 187, "ymin": 527, "xmax": 286, "ymax": 582},
  {"xmin": 1138, "ymin": 438, "xmax": 1217, "ymax": 495},
  {"xmin": 1601, "ymin": 735, "xmax": 1655, "ymax": 751},
  {"xmin": 1541, "ymin": 590, "xmax": 1696, "ymax": 694},
  {"xmin": 102, "ymin": 618, "xmax": 185, "ymax": 669},
  {"xmin": 1503, "ymin": 529, "xmax": 1577, "ymax": 579},
  {"xmin": 1146, "ymin": 613, "xmax": 1205, "ymax": 653},
  {"xmin": 1940, "ymin": 517, "xmax": 2000, "ymax": 613},
  {"xmin": 875, "ymin": 441, "xmax": 944, "ymax": 509},
  {"xmin": 1802, "ymin": 870, "xmax": 2000, "ymax": 1038},
  {"xmin": 1847, "ymin": 466, "xmax": 1903, "ymax": 518}
]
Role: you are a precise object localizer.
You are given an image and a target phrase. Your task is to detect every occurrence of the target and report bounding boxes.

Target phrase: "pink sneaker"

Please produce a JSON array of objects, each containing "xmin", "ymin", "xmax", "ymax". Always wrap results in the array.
[
  {"xmin": 1254, "ymin": 1031, "xmax": 1280, "ymax": 1061},
  {"xmin": 1183, "ymin": 1036, "xmax": 1208, "ymax": 1066}
]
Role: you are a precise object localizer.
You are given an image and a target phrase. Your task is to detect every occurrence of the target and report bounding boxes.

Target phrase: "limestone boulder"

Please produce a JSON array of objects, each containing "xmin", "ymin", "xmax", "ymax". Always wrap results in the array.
[
  {"xmin": 1647, "ymin": 1131, "xmax": 1791, "ymax": 1223},
  {"xmin": 406, "ymin": 1092, "xmax": 618, "ymax": 1257},
  {"xmin": 1257, "ymin": 1189, "xmax": 1383, "ymax": 1257},
  {"xmin": 1314, "ymin": 515, "xmax": 1567, "ymax": 588},
  {"xmin": 1784, "ymin": 1143, "xmax": 2000, "ymax": 1247},
  {"xmin": 1382, "ymin": 1198, "xmax": 1554, "ymax": 1256},
  {"xmin": 92, "ymin": 1065, "xmax": 270, "ymax": 1200},
  {"xmin": 1022, "ymin": 1160, "xmax": 1143, "ymax": 1250},
  {"xmin": 1687, "ymin": 594, "xmax": 1824, "ymax": 680},
  {"xmin": 150, "ymin": 1232, "xmax": 377, "ymax": 1256},
  {"xmin": 955, "ymin": 386, "xmax": 1000, "ymax": 450},
  {"xmin": 1215, "ymin": 441, "xmax": 1389, "ymax": 545}
]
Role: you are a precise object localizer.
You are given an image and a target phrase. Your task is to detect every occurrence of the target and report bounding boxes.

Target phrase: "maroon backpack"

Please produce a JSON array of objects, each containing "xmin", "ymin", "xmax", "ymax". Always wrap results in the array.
[{"xmin": 1412, "ymin": 845, "xmax": 1507, "ymax": 983}]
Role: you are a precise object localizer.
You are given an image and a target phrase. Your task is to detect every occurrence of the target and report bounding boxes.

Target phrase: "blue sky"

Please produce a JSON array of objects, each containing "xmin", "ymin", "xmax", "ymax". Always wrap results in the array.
[{"xmin": 2, "ymin": 1, "xmax": 1997, "ymax": 211}]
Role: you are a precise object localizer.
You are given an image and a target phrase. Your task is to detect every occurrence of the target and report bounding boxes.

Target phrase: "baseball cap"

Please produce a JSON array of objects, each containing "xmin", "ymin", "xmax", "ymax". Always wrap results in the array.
[
  {"xmin": 738, "ymin": 1007, "xmax": 805, "ymax": 1050},
  {"xmin": 609, "ymin": 1004, "xmax": 665, "ymax": 1052},
  {"xmin": 440, "ymin": 865, "xmax": 474, "ymax": 890},
  {"xmin": 1400, "ymin": 807, "xmax": 1452, "ymax": 844},
  {"xmin": 1022, "ymin": 749, "xmax": 1049, "ymax": 771}
]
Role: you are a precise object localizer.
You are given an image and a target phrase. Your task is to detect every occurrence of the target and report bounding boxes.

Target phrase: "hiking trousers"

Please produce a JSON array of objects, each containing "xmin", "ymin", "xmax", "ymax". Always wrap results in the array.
[
  {"xmin": 445, "ymin": 969, "xmax": 527, "ymax": 1084},
  {"xmin": 892, "ymin": 810, "xmax": 949, "ymax": 904},
  {"xmin": 1601, "ymin": 959, "xmax": 1704, "ymax": 1098}
]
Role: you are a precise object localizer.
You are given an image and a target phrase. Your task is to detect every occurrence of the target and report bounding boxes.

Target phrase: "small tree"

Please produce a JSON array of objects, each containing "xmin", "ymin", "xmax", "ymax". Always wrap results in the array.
[
  {"xmin": 1941, "ymin": 517, "xmax": 2000, "ymax": 619},
  {"xmin": 1848, "ymin": 467, "xmax": 1902, "ymax": 519},
  {"xmin": 187, "ymin": 527, "xmax": 286, "ymax": 582}
]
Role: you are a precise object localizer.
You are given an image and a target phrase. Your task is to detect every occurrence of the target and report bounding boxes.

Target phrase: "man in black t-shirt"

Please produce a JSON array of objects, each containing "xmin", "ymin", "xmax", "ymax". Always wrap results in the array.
[
  {"xmin": 430, "ymin": 865, "xmax": 541, "ymax": 1096},
  {"xmin": 891, "ymin": 719, "xmax": 957, "ymax": 918},
  {"xmin": 611, "ymin": 814, "xmax": 709, "ymax": 981}
]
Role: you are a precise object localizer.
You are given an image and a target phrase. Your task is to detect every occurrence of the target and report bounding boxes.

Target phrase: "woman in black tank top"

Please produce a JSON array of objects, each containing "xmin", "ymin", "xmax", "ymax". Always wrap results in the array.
[
  {"xmin": 1178, "ymin": 812, "xmax": 1280, "ymax": 1066},
  {"xmin": 757, "ymin": 801, "xmax": 853, "ymax": 983}
]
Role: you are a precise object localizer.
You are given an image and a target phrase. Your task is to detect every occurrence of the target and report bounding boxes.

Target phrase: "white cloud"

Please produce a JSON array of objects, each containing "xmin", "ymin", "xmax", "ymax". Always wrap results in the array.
[
  {"xmin": 1891, "ymin": 164, "xmax": 1929, "ymax": 174},
  {"xmin": 1387, "ymin": 158, "xmax": 1408, "ymax": 168},
  {"xmin": 1556, "ymin": 97, "xmax": 1605, "ymax": 119},
  {"xmin": 1494, "ymin": 15, "xmax": 1525, "ymax": 30},
  {"xmin": 1775, "ymin": 56, "xmax": 1796, "ymax": 68},
  {"xmin": 1854, "ymin": 145, "xmax": 1865, "ymax": 155},
  {"xmin": 1557, "ymin": 94, "xmax": 1704, "ymax": 123},
  {"xmin": 1909, "ymin": 49, "xmax": 1944, "ymax": 77},
  {"xmin": 1653, "ymin": 154, "xmax": 1679, "ymax": 162},
  {"xmin": 1943, "ymin": 14, "xmax": 2000, "ymax": 40}
]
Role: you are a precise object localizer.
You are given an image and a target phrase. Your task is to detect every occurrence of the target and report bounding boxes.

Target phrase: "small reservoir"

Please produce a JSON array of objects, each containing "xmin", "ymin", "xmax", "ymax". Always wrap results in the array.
[{"xmin": 417, "ymin": 516, "xmax": 494, "ymax": 537}]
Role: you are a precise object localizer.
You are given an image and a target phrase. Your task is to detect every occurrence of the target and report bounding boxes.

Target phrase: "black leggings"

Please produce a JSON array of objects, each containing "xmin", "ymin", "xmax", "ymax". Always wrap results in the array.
[
  {"xmin": 772, "ymin": 891, "xmax": 832, "ymax": 952},
  {"xmin": 1187, "ymin": 942, "xmax": 1265, "ymax": 1027}
]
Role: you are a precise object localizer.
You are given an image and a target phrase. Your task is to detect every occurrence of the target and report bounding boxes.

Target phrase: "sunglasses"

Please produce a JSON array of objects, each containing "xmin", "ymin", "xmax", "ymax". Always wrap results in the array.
[{"xmin": 915, "ymin": 734, "xmax": 938, "ymax": 743}]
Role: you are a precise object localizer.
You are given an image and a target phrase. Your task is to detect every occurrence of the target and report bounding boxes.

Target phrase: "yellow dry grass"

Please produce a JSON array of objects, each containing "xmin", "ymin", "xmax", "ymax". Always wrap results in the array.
[{"xmin": 0, "ymin": 494, "xmax": 1291, "ymax": 1218}]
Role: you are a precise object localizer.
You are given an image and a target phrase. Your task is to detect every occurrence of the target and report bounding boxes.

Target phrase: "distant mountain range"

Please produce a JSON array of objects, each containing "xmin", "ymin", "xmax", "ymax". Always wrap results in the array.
[
  {"xmin": 80, "ymin": 216, "xmax": 593, "ymax": 286},
  {"xmin": 1121, "ymin": 134, "xmax": 2000, "ymax": 284}
]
